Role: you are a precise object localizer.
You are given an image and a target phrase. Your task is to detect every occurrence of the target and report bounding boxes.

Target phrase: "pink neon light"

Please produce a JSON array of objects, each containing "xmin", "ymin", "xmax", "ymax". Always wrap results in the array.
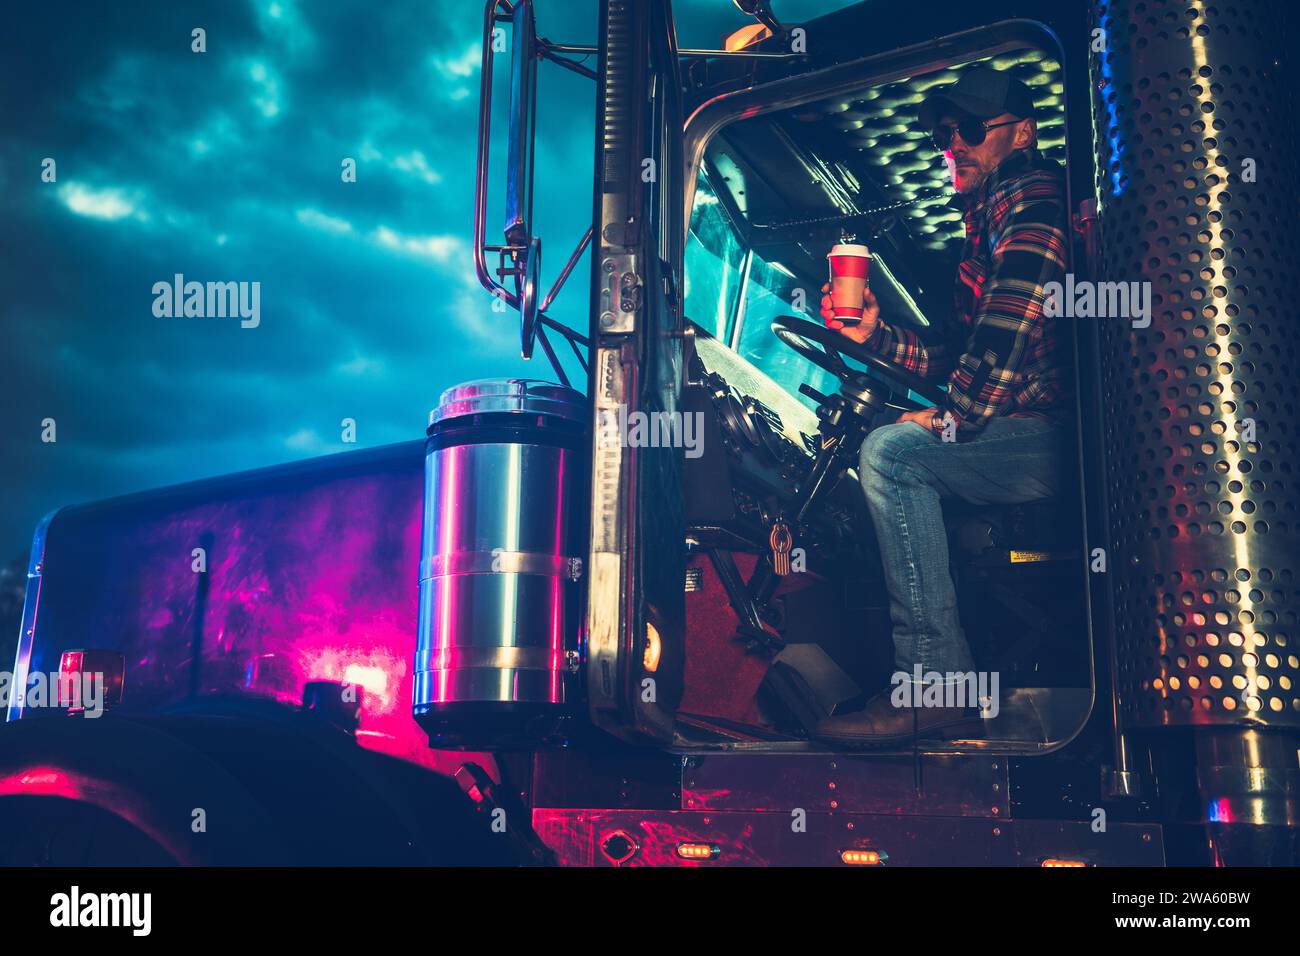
[{"xmin": 0, "ymin": 767, "xmax": 83, "ymax": 800}]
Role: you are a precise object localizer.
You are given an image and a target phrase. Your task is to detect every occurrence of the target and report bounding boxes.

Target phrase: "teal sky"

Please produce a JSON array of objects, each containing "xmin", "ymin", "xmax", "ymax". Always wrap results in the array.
[{"xmin": 0, "ymin": 0, "xmax": 853, "ymax": 558}]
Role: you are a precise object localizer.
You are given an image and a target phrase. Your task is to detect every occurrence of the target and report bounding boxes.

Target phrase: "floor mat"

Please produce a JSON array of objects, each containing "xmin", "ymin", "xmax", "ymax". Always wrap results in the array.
[{"xmin": 681, "ymin": 552, "xmax": 823, "ymax": 727}]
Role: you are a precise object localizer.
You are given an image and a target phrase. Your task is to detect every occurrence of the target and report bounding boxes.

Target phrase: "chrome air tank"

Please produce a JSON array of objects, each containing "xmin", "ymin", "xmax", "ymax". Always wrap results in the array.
[{"xmin": 413, "ymin": 379, "xmax": 587, "ymax": 749}]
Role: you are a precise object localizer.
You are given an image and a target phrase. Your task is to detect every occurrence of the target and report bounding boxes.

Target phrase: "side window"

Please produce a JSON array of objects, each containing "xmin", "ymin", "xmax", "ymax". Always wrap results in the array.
[
  {"xmin": 683, "ymin": 169, "xmax": 745, "ymax": 341},
  {"xmin": 685, "ymin": 169, "xmax": 839, "ymax": 408}
]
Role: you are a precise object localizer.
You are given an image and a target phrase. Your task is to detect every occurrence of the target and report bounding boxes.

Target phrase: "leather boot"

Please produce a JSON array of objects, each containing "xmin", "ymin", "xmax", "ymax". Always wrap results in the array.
[{"xmin": 814, "ymin": 689, "xmax": 986, "ymax": 748}]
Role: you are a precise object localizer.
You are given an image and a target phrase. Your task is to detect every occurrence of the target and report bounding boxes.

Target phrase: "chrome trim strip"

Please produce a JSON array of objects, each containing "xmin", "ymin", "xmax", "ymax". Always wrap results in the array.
[
  {"xmin": 425, "ymin": 646, "xmax": 566, "ymax": 671},
  {"xmin": 6, "ymin": 509, "xmax": 60, "ymax": 722}
]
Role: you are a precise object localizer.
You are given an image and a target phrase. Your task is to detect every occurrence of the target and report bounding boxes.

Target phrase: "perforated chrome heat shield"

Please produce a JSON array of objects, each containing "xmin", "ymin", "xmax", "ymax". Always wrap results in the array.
[{"xmin": 1090, "ymin": 0, "xmax": 1300, "ymax": 730}]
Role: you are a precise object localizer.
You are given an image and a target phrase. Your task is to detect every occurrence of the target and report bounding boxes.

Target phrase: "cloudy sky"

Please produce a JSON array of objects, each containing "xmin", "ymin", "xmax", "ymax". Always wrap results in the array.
[{"xmin": 0, "ymin": 0, "xmax": 847, "ymax": 559}]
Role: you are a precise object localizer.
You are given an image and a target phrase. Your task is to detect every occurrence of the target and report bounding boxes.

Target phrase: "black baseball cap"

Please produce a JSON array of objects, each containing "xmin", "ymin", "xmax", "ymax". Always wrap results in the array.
[{"xmin": 918, "ymin": 66, "xmax": 1036, "ymax": 128}]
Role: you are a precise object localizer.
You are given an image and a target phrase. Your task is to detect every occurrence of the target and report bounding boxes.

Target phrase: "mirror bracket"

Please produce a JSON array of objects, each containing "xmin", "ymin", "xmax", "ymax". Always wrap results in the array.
[{"xmin": 473, "ymin": 0, "xmax": 591, "ymax": 376}]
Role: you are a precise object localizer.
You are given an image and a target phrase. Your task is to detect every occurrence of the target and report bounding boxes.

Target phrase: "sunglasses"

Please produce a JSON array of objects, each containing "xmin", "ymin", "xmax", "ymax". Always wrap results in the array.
[{"xmin": 931, "ymin": 118, "xmax": 1022, "ymax": 151}]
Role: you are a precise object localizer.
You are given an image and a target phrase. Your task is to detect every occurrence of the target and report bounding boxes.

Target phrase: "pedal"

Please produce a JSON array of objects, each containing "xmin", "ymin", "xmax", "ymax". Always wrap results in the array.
[{"xmin": 735, "ymin": 624, "xmax": 784, "ymax": 655}]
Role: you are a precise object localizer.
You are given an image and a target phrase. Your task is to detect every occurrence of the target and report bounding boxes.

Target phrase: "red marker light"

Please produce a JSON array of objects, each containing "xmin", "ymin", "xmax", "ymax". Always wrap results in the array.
[{"xmin": 57, "ymin": 650, "xmax": 125, "ymax": 714}]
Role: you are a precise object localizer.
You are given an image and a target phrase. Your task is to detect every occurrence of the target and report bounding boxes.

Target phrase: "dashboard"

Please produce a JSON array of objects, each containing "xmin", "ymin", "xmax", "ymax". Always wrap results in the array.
[{"xmin": 683, "ymin": 323, "xmax": 867, "ymax": 557}]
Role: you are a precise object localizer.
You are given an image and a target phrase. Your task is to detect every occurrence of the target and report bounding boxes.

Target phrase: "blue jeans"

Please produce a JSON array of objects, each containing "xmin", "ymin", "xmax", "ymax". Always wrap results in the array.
[{"xmin": 858, "ymin": 415, "xmax": 1066, "ymax": 675}]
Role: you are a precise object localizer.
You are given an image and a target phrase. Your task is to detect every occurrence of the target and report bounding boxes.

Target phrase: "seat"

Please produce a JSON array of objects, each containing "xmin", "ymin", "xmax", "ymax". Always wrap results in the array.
[
  {"xmin": 947, "ymin": 499, "xmax": 1078, "ymax": 566},
  {"xmin": 946, "ymin": 499, "xmax": 1089, "ymax": 686}
]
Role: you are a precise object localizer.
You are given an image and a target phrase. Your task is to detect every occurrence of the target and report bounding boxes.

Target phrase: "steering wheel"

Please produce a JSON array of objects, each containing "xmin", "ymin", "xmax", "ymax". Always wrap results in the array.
[{"xmin": 770, "ymin": 316, "xmax": 947, "ymax": 409}]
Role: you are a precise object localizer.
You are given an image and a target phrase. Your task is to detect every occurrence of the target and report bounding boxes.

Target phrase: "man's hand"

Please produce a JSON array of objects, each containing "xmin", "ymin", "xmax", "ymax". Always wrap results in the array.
[
  {"xmin": 897, "ymin": 407, "xmax": 940, "ymax": 431},
  {"xmin": 819, "ymin": 282, "xmax": 880, "ymax": 344}
]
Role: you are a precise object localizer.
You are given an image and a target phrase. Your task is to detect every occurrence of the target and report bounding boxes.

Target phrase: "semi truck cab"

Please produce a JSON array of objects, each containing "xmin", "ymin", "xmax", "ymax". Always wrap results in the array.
[{"xmin": 3, "ymin": 0, "xmax": 1296, "ymax": 867}]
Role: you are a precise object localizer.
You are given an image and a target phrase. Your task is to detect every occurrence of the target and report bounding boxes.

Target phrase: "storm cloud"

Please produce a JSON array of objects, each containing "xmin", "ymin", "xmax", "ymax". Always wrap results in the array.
[{"xmin": 0, "ymin": 0, "xmax": 841, "ymax": 556}]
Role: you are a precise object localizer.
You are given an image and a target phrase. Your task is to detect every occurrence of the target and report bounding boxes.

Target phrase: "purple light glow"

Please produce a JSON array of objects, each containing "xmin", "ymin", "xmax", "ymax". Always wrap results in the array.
[{"xmin": 16, "ymin": 443, "xmax": 495, "ymax": 779}]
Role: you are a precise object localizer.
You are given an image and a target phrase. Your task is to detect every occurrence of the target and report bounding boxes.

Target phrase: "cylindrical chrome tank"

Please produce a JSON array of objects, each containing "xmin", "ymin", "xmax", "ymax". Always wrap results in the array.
[{"xmin": 413, "ymin": 379, "xmax": 586, "ymax": 749}]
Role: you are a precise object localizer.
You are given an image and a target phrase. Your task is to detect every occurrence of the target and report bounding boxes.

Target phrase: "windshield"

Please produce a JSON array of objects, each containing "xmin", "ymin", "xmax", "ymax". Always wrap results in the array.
[{"xmin": 684, "ymin": 50, "xmax": 1070, "ymax": 415}]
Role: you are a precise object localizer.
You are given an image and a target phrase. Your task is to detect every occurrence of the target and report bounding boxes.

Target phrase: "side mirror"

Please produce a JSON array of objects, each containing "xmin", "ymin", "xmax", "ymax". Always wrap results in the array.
[
  {"xmin": 473, "ymin": 0, "xmax": 539, "ymax": 315},
  {"xmin": 470, "ymin": 0, "xmax": 592, "ymax": 379},
  {"xmin": 503, "ymin": 0, "xmax": 537, "ymax": 248}
]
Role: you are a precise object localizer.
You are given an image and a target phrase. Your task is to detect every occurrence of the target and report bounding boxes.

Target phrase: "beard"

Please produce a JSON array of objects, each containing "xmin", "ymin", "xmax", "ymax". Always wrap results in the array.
[{"xmin": 945, "ymin": 154, "xmax": 987, "ymax": 194}]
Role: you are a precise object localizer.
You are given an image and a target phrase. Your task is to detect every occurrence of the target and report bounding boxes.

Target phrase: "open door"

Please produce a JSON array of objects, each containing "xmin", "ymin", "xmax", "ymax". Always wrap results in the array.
[
  {"xmin": 666, "ymin": 14, "xmax": 1103, "ymax": 754},
  {"xmin": 585, "ymin": 0, "xmax": 687, "ymax": 744}
]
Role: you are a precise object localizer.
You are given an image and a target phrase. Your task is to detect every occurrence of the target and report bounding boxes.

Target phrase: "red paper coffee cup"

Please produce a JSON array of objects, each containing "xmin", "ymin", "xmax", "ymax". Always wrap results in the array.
[{"xmin": 827, "ymin": 244, "xmax": 871, "ymax": 323}]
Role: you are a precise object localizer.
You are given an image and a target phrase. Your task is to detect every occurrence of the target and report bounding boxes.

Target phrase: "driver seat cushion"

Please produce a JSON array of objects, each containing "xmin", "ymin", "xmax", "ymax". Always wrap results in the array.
[{"xmin": 946, "ymin": 498, "xmax": 1076, "ymax": 560}]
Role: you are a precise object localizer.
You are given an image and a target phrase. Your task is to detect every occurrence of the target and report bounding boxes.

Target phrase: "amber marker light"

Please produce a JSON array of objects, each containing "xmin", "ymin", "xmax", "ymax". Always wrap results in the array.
[
  {"xmin": 840, "ymin": 849, "xmax": 884, "ymax": 865},
  {"xmin": 676, "ymin": 843, "xmax": 720, "ymax": 861},
  {"xmin": 643, "ymin": 622, "xmax": 662, "ymax": 673}
]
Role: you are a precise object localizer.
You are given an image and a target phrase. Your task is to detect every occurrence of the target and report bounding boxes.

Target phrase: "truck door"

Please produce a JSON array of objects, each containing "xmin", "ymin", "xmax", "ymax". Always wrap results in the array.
[
  {"xmin": 670, "ymin": 12, "xmax": 1100, "ymax": 754},
  {"xmin": 585, "ymin": 0, "xmax": 687, "ymax": 744}
]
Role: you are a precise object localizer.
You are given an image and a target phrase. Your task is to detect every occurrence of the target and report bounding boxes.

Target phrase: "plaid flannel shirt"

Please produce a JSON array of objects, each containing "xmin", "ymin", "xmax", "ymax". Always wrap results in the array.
[{"xmin": 864, "ymin": 147, "xmax": 1070, "ymax": 439}]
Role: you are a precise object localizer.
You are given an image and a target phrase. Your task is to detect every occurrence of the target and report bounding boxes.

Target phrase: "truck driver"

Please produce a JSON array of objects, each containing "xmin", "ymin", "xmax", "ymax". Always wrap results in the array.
[{"xmin": 814, "ymin": 66, "xmax": 1071, "ymax": 746}]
